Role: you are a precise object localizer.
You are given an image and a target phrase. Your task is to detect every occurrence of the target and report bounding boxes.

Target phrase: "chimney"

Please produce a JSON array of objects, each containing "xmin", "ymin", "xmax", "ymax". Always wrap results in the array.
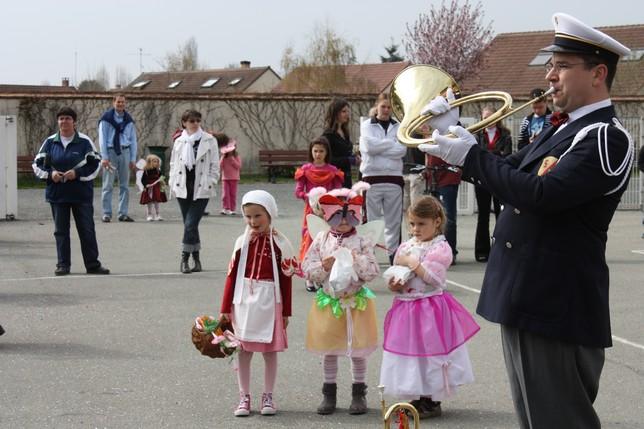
[
  {"xmin": 61, "ymin": 77, "xmax": 70, "ymax": 87},
  {"xmin": 240, "ymin": 60, "xmax": 251, "ymax": 69}
]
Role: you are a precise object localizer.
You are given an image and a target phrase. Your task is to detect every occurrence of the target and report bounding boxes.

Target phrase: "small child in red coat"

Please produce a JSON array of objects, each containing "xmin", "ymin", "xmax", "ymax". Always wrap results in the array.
[{"xmin": 219, "ymin": 190, "xmax": 299, "ymax": 417}]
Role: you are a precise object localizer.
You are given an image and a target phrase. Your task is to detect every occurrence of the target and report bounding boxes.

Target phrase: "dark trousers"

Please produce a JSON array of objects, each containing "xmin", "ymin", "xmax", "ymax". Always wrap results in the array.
[
  {"xmin": 474, "ymin": 186, "xmax": 501, "ymax": 258},
  {"xmin": 50, "ymin": 202, "xmax": 100, "ymax": 270},
  {"xmin": 176, "ymin": 197, "xmax": 209, "ymax": 252},
  {"xmin": 436, "ymin": 184, "xmax": 459, "ymax": 256},
  {"xmin": 501, "ymin": 325, "xmax": 604, "ymax": 429}
]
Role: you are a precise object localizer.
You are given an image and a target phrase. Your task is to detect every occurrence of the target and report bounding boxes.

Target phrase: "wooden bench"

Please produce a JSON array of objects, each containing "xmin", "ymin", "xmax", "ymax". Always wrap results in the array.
[
  {"xmin": 17, "ymin": 155, "xmax": 34, "ymax": 175},
  {"xmin": 258, "ymin": 150, "xmax": 309, "ymax": 183}
]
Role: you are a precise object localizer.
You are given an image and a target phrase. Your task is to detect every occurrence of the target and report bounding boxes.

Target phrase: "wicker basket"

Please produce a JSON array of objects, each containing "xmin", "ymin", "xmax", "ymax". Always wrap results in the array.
[{"xmin": 191, "ymin": 319, "xmax": 236, "ymax": 359}]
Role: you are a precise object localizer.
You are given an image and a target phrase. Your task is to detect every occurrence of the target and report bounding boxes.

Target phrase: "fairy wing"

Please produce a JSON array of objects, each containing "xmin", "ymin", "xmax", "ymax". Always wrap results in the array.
[
  {"xmin": 356, "ymin": 220, "xmax": 385, "ymax": 248},
  {"xmin": 307, "ymin": 214, "xmax": 329, "ymax": 239},
  {"xmin": 135, "ymin": 158, "xmax": 146, "ymax": 191}
]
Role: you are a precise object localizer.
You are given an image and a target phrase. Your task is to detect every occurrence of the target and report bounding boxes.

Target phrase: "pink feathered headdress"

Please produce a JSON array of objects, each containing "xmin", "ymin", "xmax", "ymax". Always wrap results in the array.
[{"xmin": 316, "ymin": 182, "xmax": 370, "ymax": 226}]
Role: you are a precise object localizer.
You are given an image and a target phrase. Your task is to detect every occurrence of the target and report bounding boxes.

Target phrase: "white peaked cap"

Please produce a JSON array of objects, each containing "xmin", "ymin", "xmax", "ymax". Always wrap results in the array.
[{"xmin": 541, "ymin": 13, "xmax": 631, "ymax": 63}]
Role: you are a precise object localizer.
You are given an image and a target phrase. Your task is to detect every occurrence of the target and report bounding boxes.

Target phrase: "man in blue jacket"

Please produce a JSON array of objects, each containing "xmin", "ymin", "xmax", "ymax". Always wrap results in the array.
[
  {"xmin": 33, "ymin": 107, "xmax": 110, "ymax": 276},
  {"xmin": 419, "ymin": 13, "xmax": 634, "ymax": 429},
  {"xmin": 99, "ymin": 94, "xmax": 137, "ymax": 222}
]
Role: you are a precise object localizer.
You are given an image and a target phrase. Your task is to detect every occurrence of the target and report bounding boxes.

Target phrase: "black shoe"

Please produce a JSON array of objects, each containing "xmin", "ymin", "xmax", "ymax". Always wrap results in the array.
[
  {"xmin": 475, "ymin": 254, "xmax": 488, "ymax": 262},
  {"xmin": 202, "ymin": 211, "xmax": 210, "ymax": 216},
  {"xmin": 86, "ymin": 266, "xmax": 110, "ymax": 275},
  {"xmin": 0, "ymin": 325, "xmax": 5, "ymax": 336},
  {"xmin": 55, "ymin": 266, "xmax": 70, "ymax": 276},
  {"xmin": 118, "ymin": 215, "xmax": 134, "ymax": 222},
  {"xmin": 102, "ymin": 215, "xmax": 111, "ymax": 223}
]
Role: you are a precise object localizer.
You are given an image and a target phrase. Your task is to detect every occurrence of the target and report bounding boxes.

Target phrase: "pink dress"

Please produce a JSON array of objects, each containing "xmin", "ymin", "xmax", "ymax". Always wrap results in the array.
[{"xmin": 380, "ymin": 235, "xmax": 479, "ymax": 401}]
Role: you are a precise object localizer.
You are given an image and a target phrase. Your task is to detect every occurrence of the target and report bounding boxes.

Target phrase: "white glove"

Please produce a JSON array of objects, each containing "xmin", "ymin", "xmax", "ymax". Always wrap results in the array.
[
  {"xmin": 420, "ymin": 88, "xmax": 459, "ymax": 134},
  {"xmin": 418, "ymin": 126, "xmax": 476, "ymax": 167}
]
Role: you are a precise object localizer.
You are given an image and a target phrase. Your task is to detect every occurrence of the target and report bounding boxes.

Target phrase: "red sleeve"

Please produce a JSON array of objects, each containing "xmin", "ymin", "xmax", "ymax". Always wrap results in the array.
[
  {"xmin": 332, "ymin": 170, "xmax": 344, "ymax": 189},
  {"xmin": 232, "ymin": 155, "xmax": 241, "ymax": 170},
  {"xmin": 279, "ymin": 263, "xmax": 292, "ymax": 317},
  {"xmin": 220, "ymin": 248, "xmax": 241, "ymax": 313}
]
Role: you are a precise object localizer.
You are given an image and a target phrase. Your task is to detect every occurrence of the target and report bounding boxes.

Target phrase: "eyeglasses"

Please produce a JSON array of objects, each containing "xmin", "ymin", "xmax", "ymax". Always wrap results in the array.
[
  {"xmin": 544, "ymin": 61, "xmax": 597, "ymax": 73},
  {"xmin": 187, "ymin": 119, "xmax": 201, "ymax": 123}
]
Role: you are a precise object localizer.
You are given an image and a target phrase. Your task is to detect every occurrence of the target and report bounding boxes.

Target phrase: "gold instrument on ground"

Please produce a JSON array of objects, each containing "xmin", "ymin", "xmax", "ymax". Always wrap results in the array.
[
  {"xmin": 378, "ymin": 385, "xmax": 421, "ymax": 428},
  {"xmin": 389, "ymin": 64, "xmax": 554, "ymax": 147}
]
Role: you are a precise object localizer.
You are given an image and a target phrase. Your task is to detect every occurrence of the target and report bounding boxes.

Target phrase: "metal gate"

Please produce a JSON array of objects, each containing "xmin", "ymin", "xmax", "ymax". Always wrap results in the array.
[{"xmin": 1, "ymin": 116, "xmax": 18, "ymax": 220}]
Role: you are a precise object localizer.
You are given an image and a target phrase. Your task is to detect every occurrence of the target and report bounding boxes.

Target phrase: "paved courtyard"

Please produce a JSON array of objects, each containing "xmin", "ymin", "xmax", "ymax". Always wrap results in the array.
[{"xmin": 1, "ymin": 184, "xmax": 643, "ymax": 428}]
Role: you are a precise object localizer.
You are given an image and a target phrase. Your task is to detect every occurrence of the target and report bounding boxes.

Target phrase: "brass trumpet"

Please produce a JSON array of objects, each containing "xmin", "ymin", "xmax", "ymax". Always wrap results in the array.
[
  {"xmin": 378, "ymin": 385, "xmax": 420, "ymax": 428},
  {"xmin": 389, "ymin": 64, "xmax": 554, "ymax": 147}
]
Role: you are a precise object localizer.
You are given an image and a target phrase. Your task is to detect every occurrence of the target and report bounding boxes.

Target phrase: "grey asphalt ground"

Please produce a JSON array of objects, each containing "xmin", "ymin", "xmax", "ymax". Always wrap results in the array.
[{"xmin": 1, "ymin": 184, "xmax": 643, "ymax": 429}]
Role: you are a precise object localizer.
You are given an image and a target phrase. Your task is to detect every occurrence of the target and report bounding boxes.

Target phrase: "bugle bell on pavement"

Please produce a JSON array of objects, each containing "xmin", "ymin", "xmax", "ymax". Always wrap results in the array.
[
  {"xmin": 378, "ymin": 385, "xmax": 421, "ymax": 428},
  {"xmin": 389, "ymin": 64, "xmax": 553, "ymax": 147}
]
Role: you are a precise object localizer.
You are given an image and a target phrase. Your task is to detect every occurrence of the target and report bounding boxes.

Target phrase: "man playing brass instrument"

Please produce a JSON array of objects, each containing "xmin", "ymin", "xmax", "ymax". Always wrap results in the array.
[{"xmin": 420, "ymin": 12, "xmax": 634, "ymax": 429}]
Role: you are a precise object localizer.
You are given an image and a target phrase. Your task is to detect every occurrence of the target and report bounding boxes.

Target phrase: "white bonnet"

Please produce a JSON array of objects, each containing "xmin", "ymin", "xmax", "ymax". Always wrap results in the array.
[{"xmin": 241, "ymin": 190, "xmax": 278, "ymax": 219}]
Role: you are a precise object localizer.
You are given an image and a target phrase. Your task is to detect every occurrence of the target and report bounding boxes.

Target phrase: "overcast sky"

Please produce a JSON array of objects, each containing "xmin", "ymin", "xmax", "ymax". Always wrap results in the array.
[{"xmin": 2, "ymin": 0, "xmax": 642, "ymax": 86}]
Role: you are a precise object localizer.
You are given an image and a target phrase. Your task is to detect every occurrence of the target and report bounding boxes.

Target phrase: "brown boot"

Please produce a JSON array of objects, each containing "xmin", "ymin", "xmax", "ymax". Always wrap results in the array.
[
  {"xmin": 348, "ymin": 382, "xmax": 367, "ymax": 415},
  {"xmin": 317, "ymin": 383, "xmax": 337, "ymax": 415}
]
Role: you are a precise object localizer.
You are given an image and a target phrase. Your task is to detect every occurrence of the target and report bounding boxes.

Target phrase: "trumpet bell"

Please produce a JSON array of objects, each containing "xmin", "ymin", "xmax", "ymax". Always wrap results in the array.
[
  {"xmin": 390, "ymin": 64, "xmax": 517, "ymax": 147},
  {"xmin": 390, "ymin": 65, "xmax": 460, "ymax": 147}
]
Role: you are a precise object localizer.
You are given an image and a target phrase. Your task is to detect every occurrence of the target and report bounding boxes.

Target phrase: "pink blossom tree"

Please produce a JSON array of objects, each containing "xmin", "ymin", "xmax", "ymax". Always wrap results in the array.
[{"xmin": 403, "ymin": 0, "xmax": 494, "ymax": 82}]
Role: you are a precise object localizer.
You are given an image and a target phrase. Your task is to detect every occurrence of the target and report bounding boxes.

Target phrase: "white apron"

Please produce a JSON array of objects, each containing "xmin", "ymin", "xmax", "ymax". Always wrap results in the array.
[{"xmin": 233, "ymin": 278, "xmax": 276, "ymax": 343}]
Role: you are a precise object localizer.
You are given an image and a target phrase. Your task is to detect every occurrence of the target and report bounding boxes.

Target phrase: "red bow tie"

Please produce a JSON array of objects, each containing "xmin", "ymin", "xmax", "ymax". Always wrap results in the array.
[{"xmin": 550, "ymin": 111, "xmax": 569, "ymax": 128}]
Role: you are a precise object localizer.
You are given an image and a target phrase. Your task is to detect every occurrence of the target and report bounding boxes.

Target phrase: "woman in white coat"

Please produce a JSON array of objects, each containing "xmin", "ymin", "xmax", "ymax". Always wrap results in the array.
[
  {"xmin": 359, "ymin": 93, "xmax": 407, "ymax": 264},
  {"xmin": 169, "ymin": 110, "xmax": 220, "ymax": 273}
]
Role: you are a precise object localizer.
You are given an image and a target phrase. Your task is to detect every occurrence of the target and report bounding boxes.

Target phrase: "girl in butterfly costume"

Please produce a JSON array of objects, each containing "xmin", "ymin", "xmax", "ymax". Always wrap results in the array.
[{"xmin": 302, "ymin": 182, "xmax": 382, "ymax": 416}]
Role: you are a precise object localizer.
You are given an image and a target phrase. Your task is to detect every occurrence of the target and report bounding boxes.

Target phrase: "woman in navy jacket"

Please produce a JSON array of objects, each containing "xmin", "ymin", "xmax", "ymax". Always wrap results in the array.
[{"xmin": 33, "ymin": 107, "xmax": 109, "ymax": 276}]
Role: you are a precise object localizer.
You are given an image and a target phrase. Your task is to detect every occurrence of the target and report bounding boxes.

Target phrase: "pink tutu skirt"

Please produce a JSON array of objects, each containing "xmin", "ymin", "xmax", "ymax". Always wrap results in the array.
[{"xmin": 383, "ymin": 292, "xmax": 479, "ymax": 357}]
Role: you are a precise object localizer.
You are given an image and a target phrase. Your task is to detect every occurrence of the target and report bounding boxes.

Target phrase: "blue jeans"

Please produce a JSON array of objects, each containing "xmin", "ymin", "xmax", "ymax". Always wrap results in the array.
[
  {"xmin": 102, "ymin": 147, "xmax": 131, "ymax": 217},
  {"xmin": 436, "ymin": 184, "xmax": 459, "ymax": 256},
  {"xmin": 50, "ymin": 202, "xmax": 101, "ymax": 270},
  {"xmin": 177, "ymin": 197, "xmax": 209, "ymax": 252}
]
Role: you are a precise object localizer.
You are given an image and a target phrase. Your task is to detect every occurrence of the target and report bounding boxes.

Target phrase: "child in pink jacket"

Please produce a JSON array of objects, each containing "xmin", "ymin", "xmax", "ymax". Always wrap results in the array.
[{"xmin": 218, "ymin": 134, "xmax": 241, "ymax": 215}]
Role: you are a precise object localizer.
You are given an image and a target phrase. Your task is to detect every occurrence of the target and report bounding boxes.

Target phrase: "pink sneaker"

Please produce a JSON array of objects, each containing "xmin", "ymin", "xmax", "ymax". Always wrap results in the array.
[
  {"xmin": 260, "ymin": 392, "xmax": 276, "ymax": 415},
  {"xmin": 234, "ymin": 393, "xmax": 250, "ymax": 417}
]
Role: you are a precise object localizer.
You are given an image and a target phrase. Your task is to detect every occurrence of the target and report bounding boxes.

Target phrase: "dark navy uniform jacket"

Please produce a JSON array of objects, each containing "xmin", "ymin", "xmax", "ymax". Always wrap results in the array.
[
  {"xmin": 462, "ymin": 105, "xmax": 633, "ymax": 348},
  {"xmin": 32, "ymin": 132, "xmax": 102, "ymax": 204}
]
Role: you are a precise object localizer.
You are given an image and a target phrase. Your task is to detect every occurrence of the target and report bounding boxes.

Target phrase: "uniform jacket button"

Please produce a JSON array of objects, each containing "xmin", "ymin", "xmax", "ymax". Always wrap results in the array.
[
  {"xmin": 505, "ymin": 241, "xmax": 512, "ymax": 249},
  {"xmin": 514, "ymin": 208, "xmax": 521, "ymax": 214}
]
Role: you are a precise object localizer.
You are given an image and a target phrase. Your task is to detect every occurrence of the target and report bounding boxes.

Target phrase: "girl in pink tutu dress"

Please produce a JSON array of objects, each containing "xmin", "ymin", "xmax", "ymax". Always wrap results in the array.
[{"xmin": 379, "ymin": 196, "xmax": 479, "ymax": 419}]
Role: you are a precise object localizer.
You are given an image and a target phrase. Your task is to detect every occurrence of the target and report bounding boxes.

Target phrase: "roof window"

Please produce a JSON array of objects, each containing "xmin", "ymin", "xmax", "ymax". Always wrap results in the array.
[
  {"xmin": 132, "ymin": 80, "xmax": 151, "ymax": 89},
  {"xmin": 201, "ymin": 78, "xmax": 220, "ymax": 88}
]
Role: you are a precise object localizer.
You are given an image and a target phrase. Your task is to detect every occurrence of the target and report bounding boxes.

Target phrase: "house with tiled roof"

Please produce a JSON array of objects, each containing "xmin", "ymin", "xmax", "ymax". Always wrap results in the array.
[
  {"xmin": 461, "ymin": 24, "xmax": 644, "ymax": 100},
  {"xmin": 0, "ymin": 78, "xmax": 76, "ymax": 95},
  {"xmin": 126, "ymin": 61, "xmax": 280, "ymax": 93},
  {"xmin": 273, "ymin": 61, "xmax": 411, "ymax": 95}
]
